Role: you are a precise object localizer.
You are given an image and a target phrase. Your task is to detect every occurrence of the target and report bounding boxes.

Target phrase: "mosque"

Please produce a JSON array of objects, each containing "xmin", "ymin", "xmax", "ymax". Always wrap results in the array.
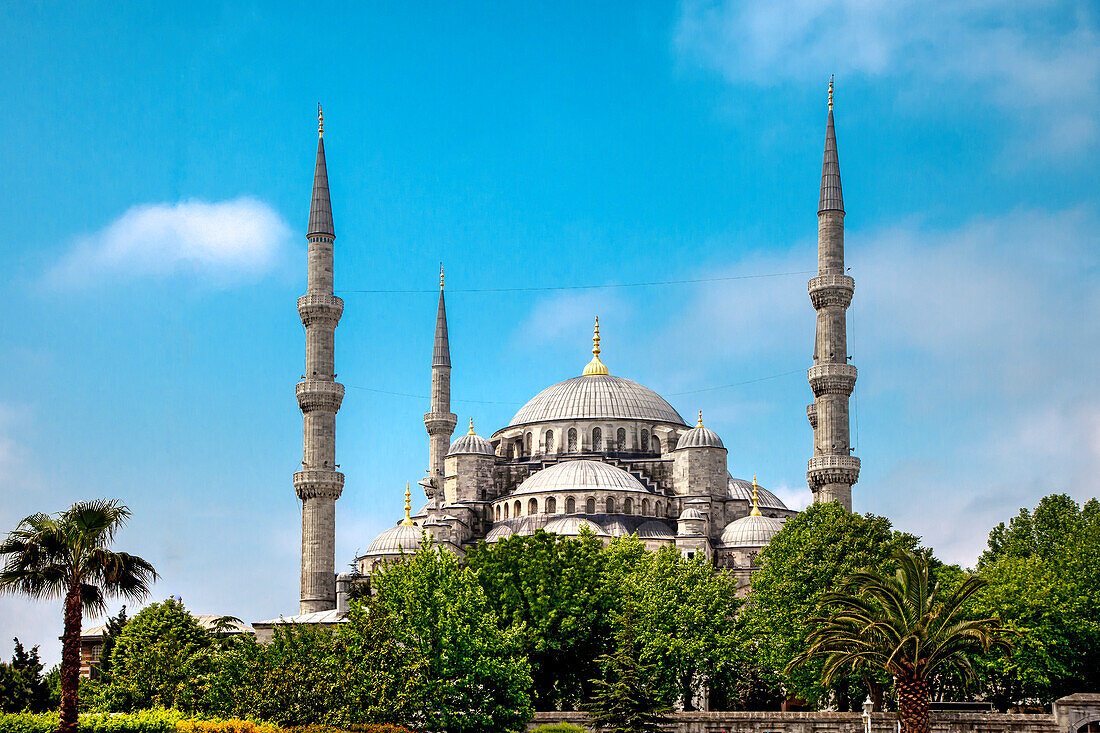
[{"xmin": 286, "ymin": 84, "xmax": 859, "ymax": 617}]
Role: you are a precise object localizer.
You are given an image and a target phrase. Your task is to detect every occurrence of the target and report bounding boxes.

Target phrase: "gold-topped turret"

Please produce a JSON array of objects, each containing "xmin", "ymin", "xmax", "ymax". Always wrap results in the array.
[
  {"xmin": 750, "ymin": 474, "xmax": 762, "ymax": 517},
  {"xmin": 582, "ymin": 316, "xmax": 610, "ymax": 376},
  {"xmin": 401, "ymin": 482, "xmax": 414, "ymax": 525}
]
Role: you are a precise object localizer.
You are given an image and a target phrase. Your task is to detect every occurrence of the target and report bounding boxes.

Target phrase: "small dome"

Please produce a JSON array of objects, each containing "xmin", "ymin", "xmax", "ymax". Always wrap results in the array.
[
  {"xmin": 543, "ymin": 516, "xmax": 608, "ymax": 537},
  {"xmin": 365, "ymin": 523, "xmax": 424, "ymax": 554},
  {"xmin": 719, "ymin": 514, "xmax": 786, "ymax": 548},
  {"xmin": 675, "ymin": 411, "xmax": 725, "ymax": 450},
  {"xmin": 679, "ymin": 507, "xmax": 706, "ymax": 521},
  {"xmin": 448, "ymin": 419, "xmax": 495, "ymax": 456},
  {"xmin": 727, "ymin": 475, "xmax": 788, "ymax": 510},
  {"xmin": 513, "ymin": 460, "xmax": 650, "ymax": 496},
  {"xmin": 634, "ymin": 520, "xmax": 675, "ymax": 540},
  {"xmin": 485, "ymin": 524, "xmax": 513, "ymax": 542}
]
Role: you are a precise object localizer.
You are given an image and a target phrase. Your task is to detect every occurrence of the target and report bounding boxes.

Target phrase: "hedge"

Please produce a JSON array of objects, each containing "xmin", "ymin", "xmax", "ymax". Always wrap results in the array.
[{"xmin": 0, "ymin": 712, "xmax": 417, "ymax": 733}]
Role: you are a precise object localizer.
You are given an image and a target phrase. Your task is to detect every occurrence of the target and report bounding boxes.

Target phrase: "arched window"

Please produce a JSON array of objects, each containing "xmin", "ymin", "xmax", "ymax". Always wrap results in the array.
[
  {"xmin": 623, "ymin": 497, "xmax": 633, "ymax": 514},
  {"xmin": 547, "ymin": 497, "xmax": 557, "ymax": 513},
  {"xmin": 504, "ymin": 503, "xmax": 510, "ymax": 520},
  {"xmin": 528, "ymin": 498, "xmax": 538, "ymax": 515},
  {"xmin": 655, "ymin": 501, "xmax": 662, "ymax": 517},
  {"xmin": 605, "ymin": 497, "xmax": 615, "ymax": 513},
  {"xmin": 592, "ymin": 427, "xmax": 602, "ymax": 451},
  {"xmin": 545, "ymin": 430, "xmax": 555, "ymax": 453},
  {"xmin": 616, "ymin": 428, "xmax": 626, "ymax": 451},
  {"xmin": 586, "ymin": 497, "xmax": 596, "ymax": 514},
  {"xmin": 568, "ymin": 428, "xmax": 578, "ymax": 452},
  {"xmin": 641, "ymin": 499, "xmax": 650, "ymax": 516},
  {"xmin": 525, "ymin": 432, "xmax": 532, "ymax": 453},
  {"xmin": 514, "ymin": 500, "xmax": 521, "ymax": 517},
  {"xmin": 652, "ymin": 435, "xmax": 661, "ymax": 453},
  {"xmin": 640, "ymin": 429, "xmax": 649, "ymax": 452},
  {"xmin": 566, "ymin": 497, "xmax": 576, "ymax": 514},
  {"xmin": 495, "ymin": 505, "xmax": 501, "ymax": 521}
]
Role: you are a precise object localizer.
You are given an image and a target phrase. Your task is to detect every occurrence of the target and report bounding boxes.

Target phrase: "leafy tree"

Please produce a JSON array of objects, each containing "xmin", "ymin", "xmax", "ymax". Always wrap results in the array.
[
  {"xmin": 974, "ymin": 494, "xmax": 1100, "ymax": 707},
  {"xmin": 743, "ymin": 502, "xmax": 918, "ymax": 709},
  {"xmin": 791, "ymin": 549, "xmax": 1013, "ymax": 733},
  {"xmin": 584, "ymin": 610, "xmax": 671, "ymax": 733},
  {"xmin": 466, "ymin": 531, "xmax": 612, "ymax": 709},
  {"xmin": 0, "ymin": 500, "xmax": 157, "ymax": 733},
  {"xmin": 103, "ymin": 597, "xmax": 212, "ymax": 711},
  {"xmin": 366, "ymin": 540, "xmax": 534, "ymax": 733},
  {"xmin": 95, "ymin": 605, "xmax": 128, "ymax": 682}
]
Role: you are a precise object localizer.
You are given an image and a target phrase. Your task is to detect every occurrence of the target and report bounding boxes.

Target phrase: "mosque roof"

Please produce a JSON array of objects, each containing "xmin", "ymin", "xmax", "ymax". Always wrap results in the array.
[
  {"xmin": 512, "ymin": 460, "xmax": 651, "ymax": 496},
  {"xmin": 448, "ymin": 420, "xmax": 494, "ymax": 456},
  {"xmin": 727, "ymin": 475, "xmax": 788, "ymax": 510},
  {"xmin": 507, "ymin": 375, "xmax": 686, "ymax": 428},
  {"xmin": 634, "ymin": 520, "xmax": 676, "ymax": 540},
  {"xmin": 718, "ymin": 514, "xmax": 786, "ymax": 548},
  {"xmin": 363, "ymin": 523, "xmax": 424, "ymax": 555},
  {"xmin": 676, "ymin": 412, "xmax": 725, "ymax": 450},
  {"xmin": 542, "ymin": 516, "xmax": 609, "ymax": 537}
]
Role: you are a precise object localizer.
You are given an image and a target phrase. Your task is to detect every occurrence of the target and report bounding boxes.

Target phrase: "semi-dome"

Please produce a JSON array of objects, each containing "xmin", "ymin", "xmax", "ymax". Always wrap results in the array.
[
  {"xmin": 507, "ymin": 375, "xmax": 686, "ymax": 428},
  {"xmin": 727, "ymin": 475, "xmax": 787, "ymax": 510},
  {"xmin": 485, "ymin": 524, "xmax": 514, "ymax": 542},
  {"xmin": 719, "ymin": 514, "xmax": 785, "ymax": 548},
  {"xmin": 513, "ymin": 459, "xmax": 651, "ymax": 496},
  {"xmin": 448, "ymin": 420, "xmax": 495, "ymax": 456},
  {"xmin": 543, "ymin": 515, "xmax": 608, "ymax": 537},
  {"xmin": 635, "ymin": 520, "xmax": 675, "ymax": 540},
  {"xmin": 676, "ymin": 412, "xmax": 725, "ymax": 450},
  {"xmin": 602, "ymin": 518, "xmax": 630, "ymax": 537},
  {"xmin": 365, "ymin": 523, "xmax": 424, "ymax": 554}
]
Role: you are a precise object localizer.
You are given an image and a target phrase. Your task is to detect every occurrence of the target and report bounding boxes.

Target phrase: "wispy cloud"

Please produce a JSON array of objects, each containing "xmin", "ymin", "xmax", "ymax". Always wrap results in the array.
[
  {"xmin": 47, "ymin": 197, "xmax": 291, "ymax": 289},
  {"xmin": 675, "ymin": 0, "xmax": 1100, "ymax": 156}
]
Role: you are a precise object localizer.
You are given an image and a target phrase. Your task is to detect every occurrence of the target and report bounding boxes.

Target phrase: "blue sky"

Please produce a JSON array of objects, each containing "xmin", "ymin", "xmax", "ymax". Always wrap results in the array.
[{"xmin": 1, "ymin": 1, "xmax": 1097, "ymax": 665}]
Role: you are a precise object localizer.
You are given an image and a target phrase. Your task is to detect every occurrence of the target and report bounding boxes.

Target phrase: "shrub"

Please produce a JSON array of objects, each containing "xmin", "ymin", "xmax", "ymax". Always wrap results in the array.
[
  {"xmin": 176, "ymin": 720, "xmax": 280, "ymax": 733},
  {"xmin": 531, "ymin": 723, "xmax": 587, "ymax": 733},
  {"xmin": 0, "ymin": 711, "xmax": 57, "ymax": 733}
]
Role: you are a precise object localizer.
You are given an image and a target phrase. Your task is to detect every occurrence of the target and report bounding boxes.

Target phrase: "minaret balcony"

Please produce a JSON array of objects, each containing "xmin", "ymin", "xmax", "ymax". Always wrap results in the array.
[
  {"xmin": 293, "ymin": 469, "xmax": 345, "ymax": 500},
  {"xmin": 808, "ymin": 363, "xmax": 857, "ymax": 396},
  {"xmin": 806, "ymin": 403, "xmax": 817, "ymax": 429},
  {"xmin": 297, "ymin": 294, "xmax": 344, "ymax": 326},
  {"xmin": 808, "ymin": 274, "xmax": 854, "ymax": 309},
  {"xmin": 296, "ymin": 380, "xmax": 345, "ymax": 412},
  {"xmin": 807, "ymin": 455, "xmax": 860, "ymax": 489},
  {"xmin": 424, "ymin": 411, "xmax": 458, "ymax": 434}
]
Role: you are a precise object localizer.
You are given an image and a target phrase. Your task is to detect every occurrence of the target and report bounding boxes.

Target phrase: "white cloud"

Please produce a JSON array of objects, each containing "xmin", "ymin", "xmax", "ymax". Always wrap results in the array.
[
  {"xmin": 48, "ymin": 197, "xmax": 291, "ymax": 288},
  {"xmin": 675, "ymin": 0, "xmax": 1100, "ymax": 155}
]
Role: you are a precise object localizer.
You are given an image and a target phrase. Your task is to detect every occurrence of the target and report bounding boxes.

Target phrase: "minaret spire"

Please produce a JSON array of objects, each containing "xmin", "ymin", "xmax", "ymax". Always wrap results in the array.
[
  {"xmin": 807, "ymin": 79, "xmax": 859, "ymax": 511},
  {"xmin": 295, "ymin": 107, "xmax": 345, "ymax": 613},
  {"xmin": 424, "ymin": 267, "xmax": 457, "ymax": 510}
]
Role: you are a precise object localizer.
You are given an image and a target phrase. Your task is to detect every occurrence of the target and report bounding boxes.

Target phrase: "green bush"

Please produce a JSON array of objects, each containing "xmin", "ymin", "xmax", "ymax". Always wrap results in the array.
[
  {"xmin": 0, "ymin": 711, "xmax": 57, "ymax": 733},
  {"xmin": 530, "ymin": 723, "xmax": 587, "ymax": 733},
  {"xmin": 0, "ymin": 709, "xmax": 185, "ymax": 732}
]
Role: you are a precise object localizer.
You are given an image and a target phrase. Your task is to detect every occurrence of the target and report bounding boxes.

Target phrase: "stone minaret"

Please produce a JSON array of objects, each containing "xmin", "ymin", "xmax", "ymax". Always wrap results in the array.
[
  {"xmin": 807, "ymin": 79, "xmax": 860, "ymax": 511},
  {"xmin": 423, "ymin": 268, "xmax": 456, "ymax": 509},
  {"xmin": 293, "ymin": 106, "xmax": 344, "ymax": 613}
]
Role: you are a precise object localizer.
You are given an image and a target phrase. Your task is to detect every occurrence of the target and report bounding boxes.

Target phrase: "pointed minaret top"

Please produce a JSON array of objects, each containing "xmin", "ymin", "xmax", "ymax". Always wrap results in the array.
[
  {"xmin": 819, "ymin": 78, "xmax": 844, "ymax": 215},
  {"xmin": 432, "ymin": 275, "xmax": 451, "ymax": 368},
  {"xmin": 308, "ymin": 106, "xmax": 335, "ymax": 238}
]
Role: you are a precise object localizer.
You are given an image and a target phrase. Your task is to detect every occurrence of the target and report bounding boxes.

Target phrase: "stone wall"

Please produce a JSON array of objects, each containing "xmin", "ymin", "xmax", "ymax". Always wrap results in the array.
[{"xmin": 528, "ymin": 695, "xmax": 1100, "ymax": 733}]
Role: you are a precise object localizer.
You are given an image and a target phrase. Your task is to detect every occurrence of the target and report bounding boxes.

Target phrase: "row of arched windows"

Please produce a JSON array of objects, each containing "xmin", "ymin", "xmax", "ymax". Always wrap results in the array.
[
  {"xmin": 517, "ymin": 427, "xmax": 662, "ymax": 456},
  {"xmin": 494, "ymin": 496, "xmax": 664, "ymax": 521}
]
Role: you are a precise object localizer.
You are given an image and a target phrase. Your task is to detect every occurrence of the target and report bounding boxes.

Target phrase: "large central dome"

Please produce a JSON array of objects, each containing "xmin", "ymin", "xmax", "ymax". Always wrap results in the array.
[{"xmin": 508, "ymin": 374, "xmax": 687, "ymax": 427}]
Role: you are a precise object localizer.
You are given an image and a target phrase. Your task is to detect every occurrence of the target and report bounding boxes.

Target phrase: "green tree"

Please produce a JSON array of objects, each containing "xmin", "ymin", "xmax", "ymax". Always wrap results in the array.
[
  {"xmin": 584, "ymin": 610, "xmax": 671, "ymax": 733},
  {"xmin": 466, "ymin": 531, "xmax": 613, "ymax": 709},
  {"xmin": 974, "ymin": 494, "xmax": 1100, "ymax": 707},
  {"xmin": 791, "ymin": 549, "xmax": 1013, "ymax": 733},
  {"xmin": 0, "ymin": 499, "xmax": 157, "ymax": 733},
  {"xmin": 743, "ymin": 502, "xmax": 918, "ymax": 709},
  {"xmin": 103, "ymin": 597, "xmax": 212, "ymax": 711},
  {"xmin": 94, "ymin": 605, "xmax": 128, "ymax": 682},
  {"xmin": 366, "ymin": 540, "xmax": 534, "ymax": 733}
]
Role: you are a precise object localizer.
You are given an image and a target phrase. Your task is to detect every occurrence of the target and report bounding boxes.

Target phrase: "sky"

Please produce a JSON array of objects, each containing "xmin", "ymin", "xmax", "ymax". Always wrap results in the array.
[{"xmin": 0, "ymin": 1, "xmax": 1097, "ymax": 666}]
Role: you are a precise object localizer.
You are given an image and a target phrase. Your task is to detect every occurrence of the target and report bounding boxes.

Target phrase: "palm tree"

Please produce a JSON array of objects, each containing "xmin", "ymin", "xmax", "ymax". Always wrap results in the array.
[
  {"xmin": 0, "ymin": 500, "xmax": 157, "ymax": 732},
  {"xmin": 789, "ymin": 549, "xmax": 1012, "ymax": 733}
]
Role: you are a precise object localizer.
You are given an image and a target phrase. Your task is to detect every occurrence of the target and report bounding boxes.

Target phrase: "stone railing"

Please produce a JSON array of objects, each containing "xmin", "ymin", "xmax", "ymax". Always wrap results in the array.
[
  {"xmin": 296, "ymin": 380, "xmax": 345, "ymax": 412},
  {"xmin": 808, "ymin": 363, "xmax": 858, "ymax": 396},
  {"xmin": 297, "ymin": 294, "xmax": 344, "ymax": 326},
  {"xmin": 808, "ymin": 274, "xmax": 855, "ymax": 309},
  {"xmin": 292, "ymin": 469, "xmax": 345, "ymax": 500}
]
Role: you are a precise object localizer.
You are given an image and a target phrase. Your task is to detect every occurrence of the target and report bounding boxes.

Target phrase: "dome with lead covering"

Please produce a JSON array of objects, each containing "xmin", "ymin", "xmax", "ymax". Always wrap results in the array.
[
  {"xmin": 543, "ymin": 515, "xmax": 608, "ymax": 537},
  {"xmin": 513, "ymin": 460, "xmax": 651, "ymax": 496},
  {"xmin": 635, "ymin": 520, "xmax": 675, "ymax": 540},
  {"xmin": 365, "ymin": 523, "xmax": 425, "ymax": 554},
  {"xmin": 448, "ymin": 433, "xmax": 494, "ymax": 457},
  {"xmin": 676, "ymin": 413, "xmax": 725, "ymax": 450},
  {"xmin": 727, "ymin": 475, "xmax": 788, "ymax": 510},
  {"xmin": 507, "ymin": 375, "xmax": 686, "ymax": 428},
  {"xmin": 719, "ymin": 514, "xmax": 785, "ymax": 548}
]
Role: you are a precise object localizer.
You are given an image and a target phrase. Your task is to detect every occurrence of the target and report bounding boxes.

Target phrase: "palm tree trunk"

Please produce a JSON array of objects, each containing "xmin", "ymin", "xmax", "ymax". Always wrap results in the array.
[
  {"xmin": 58, "ymin": 584, "xmax": 83, "ymax": 733},
  {"xmin": 896, "ymin": 676, "xmax": 930, "ymax": 733}
]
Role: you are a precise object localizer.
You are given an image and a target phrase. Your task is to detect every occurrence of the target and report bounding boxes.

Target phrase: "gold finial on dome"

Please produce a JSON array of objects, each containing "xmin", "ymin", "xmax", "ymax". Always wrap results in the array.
[
  {"xmin": 696, "ymin": 410, "xmax": 704, "ymax": 428},
  {"xmin": 468, "ymin": 417, "xmax": 475, "ymax": 435},
  {"xmin": 401, "ymin": 482, "xmax": 414, "ymax": 525},
  {"xmin": 828, "ymin": 76, "xmax": 833, "ymax": 112},
  {"xmin": 750, "ymin": 474, "xmax": 762, "ymax": 516},
  {"xmin": 318, "ymin": 103, "xmax": 324, "ymax": 137},
  {"xmin": 582, "ymin": 316, "xmax": 609, "ymax": 376}
]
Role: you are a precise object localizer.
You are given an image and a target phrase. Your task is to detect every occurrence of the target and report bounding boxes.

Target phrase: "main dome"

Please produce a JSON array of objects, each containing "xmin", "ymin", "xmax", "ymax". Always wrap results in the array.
[{"xmin": 508, "ymin": 375, "xmax": 686, "ymax": 427}]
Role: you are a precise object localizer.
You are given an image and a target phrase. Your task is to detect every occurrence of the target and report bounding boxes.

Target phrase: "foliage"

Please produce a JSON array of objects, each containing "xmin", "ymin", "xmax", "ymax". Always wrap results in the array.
[
  {"xmin": 583, "ymin": 611, "xmax": 671, "ymax": 733},
  {"xmin": 973, "ymin": 494, "xmax": 1100, "ymax": 708},
  {"xmin": 791, "ymin": 549, "xmax": 1013, "ymax": 733},
  {"xmin": 0, "ymin": 499, "xmax": 157, "ymax": 732},
  {"xmin": 96, "ymin": 605, "xmax": 130, "ymax": 682},
  {"xmin": 0, "ymin": 711, "xmax": 420, "ymax": 733},
  {"xmin": 530, "ymin": 723, "xmax": 588, "ymax": 733},
  {"xmin": 104, "ymin": 598, "xmax": 214, "ymax": 712},
  {"xmin": 466, "ymin": 531, "xmax": 613, "ymax": 710},
  {"xmin": 0, "ymin": 639, "xmax": 54, "ymax": 712},
  {"xmin": 743, "ymin": 502, "xmax": 918, "ymax": 709}
]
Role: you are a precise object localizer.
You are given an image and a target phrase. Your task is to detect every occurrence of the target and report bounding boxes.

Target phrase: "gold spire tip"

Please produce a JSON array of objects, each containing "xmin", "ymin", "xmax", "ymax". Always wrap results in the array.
[
  {"xmin": 468, "ymin": 417, "xmax": 475, "ymax": 435},
  {"xmin": 750, "ymin": 474, "xmax": 762, "ymax": 516},
  {"xmin": 696, "ymin": 410, "xmax": 704, "ymax": 428},
  {"xmin": 401, "ymin": 481, "xmax": 414, "ymax": 525},
  {"xmin": 439, "ymin": 263, "xmax": 444, "ymax": 290},
  {"xmin": 318, "ymin": 103, "xmax": 324, "ymax": 137},
  {"xmin": 828, "ymin": 76, "xmax": 833, "ymax": 112},
  {"xmin": 582, "ymin": 316, "xmax": 609, "ymax": 376}
]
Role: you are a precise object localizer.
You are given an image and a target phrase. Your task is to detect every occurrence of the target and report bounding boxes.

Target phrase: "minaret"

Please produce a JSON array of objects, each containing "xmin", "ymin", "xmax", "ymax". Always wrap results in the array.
[
  {"xmin": 807, "ymin": 78, "xmax": 860, "ymax": 511},
  {"xmin": 293, "ymin": 105, "xmax": 344, "ymax": 613},
  {"xmin": 424, "ymin": 266, "xmax": 457, "ymax": 509}
]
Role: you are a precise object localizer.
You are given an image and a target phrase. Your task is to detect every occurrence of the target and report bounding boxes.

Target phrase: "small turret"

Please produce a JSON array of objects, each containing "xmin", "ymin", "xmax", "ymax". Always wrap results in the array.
[{"xmin": 671, "ymin": 411, "xmax": 728, "ymax": 528}]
